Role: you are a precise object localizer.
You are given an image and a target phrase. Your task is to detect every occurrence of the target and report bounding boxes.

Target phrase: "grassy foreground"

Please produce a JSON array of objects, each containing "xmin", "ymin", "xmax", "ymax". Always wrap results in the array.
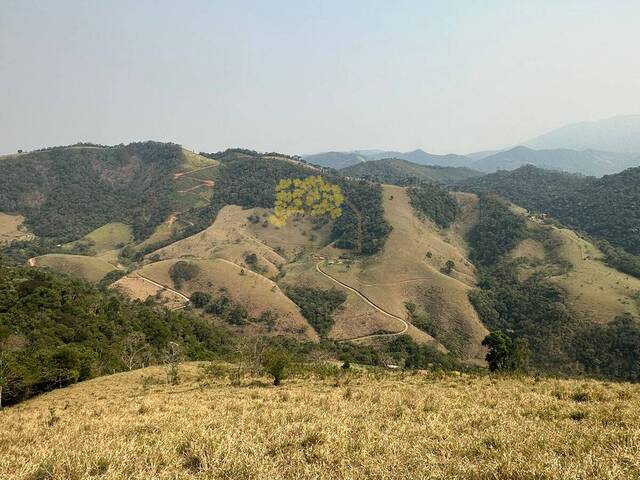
[{"xmin": 1, "ymin": 364, "xmax": 639, "ymax": 479}]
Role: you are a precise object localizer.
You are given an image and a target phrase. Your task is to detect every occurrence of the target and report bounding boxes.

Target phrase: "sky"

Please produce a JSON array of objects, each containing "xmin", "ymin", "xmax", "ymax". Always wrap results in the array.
[{"xmin": 1, "ymin": 0, "xmax": 639, "ymax": 155}]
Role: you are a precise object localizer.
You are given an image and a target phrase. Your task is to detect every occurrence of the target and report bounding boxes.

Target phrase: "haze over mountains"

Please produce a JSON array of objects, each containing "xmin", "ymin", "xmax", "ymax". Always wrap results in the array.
[
  {"xmin": 525, "ymin": 115, "xmax": 640, "ymax": 153},
  {"xmin": 305, "ymin": 115, "xmax": 640, "ymax": 177}
]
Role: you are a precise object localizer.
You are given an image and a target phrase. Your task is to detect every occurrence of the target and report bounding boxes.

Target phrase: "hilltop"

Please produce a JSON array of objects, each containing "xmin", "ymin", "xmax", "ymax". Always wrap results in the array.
[
  {"xmin": 2, "ymin": 143, "xmax": 640, "ymax": 397},
  {"xmin": 339, "ymin": 158, "xmax": 482, "ymax": 185},
  {"xmin": 304, "ymin": 149, "xmax": 470, "ymax": 169},
  {"xmin": 1, "ymin": 363, "xmax": 639, "ymax": 480},
  {"xmin": 462, "ymin": 165, "xmax": 640, "ymax": 255},
  {"xmin": 525, "ymin": 114, "xmax": 640, "ymax": 153},
  {"xmin": 471, "ymin": 145, "xmax": 638, "ymax": 177}
]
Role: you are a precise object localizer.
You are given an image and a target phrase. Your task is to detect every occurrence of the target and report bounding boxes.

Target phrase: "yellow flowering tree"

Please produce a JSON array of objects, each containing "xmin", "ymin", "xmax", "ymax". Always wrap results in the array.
[{"xmin": 269, "ymin": 176, "xmax": 344, "ymax": 227}]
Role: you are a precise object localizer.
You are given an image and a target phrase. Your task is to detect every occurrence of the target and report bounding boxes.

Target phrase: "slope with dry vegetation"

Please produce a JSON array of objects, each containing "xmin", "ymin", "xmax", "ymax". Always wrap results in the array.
[{"xmin": 1, "ymin": 363, "xmax": 639, "ymax": 480}]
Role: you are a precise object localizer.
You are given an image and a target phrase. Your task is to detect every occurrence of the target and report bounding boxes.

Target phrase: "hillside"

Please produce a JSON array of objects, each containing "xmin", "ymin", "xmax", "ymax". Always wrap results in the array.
[
  {"xmin": 0, "ymin": 143, "xmax": 218, "ymax": 242},
  {"xmin": 367, "ymin": 149, "xmax": 471, "ymax": 167},
  {"xmin": 472, "ymin": 145, "xmax": 638, "ymax": 176},
  {"xmin": 462, "ymin": 165, "xmax": 640, "ymax": 255},
  {"xmin": 2, "ymin": 363, "xmax": 640, "ymax": 479},
  {"xmin": 302, "ymin": 151, "xmax": 368, "ymax": 169},
  {"xmin": 282, "ymin": 185, "xmax": 488, "ymax": 360},
  {"xmin": 525, "ymin": 114, "xmax": 640, "ymax": 153},
  {"xmin": 3, "ymin": 147, "xmax": 640, "ymax": 384},
  {"xmin": 304, "ymin": 149, "xmax": 471, "ymax": 169},
  {"xmin": 339, "ymin": 158, "xmax": 482, "ymax": 185}
]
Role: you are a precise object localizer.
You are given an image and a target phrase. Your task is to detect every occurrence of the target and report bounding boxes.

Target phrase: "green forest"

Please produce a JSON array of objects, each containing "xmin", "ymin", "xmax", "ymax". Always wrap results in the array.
[
  {"xmin": 466, "ymin": 194, "xmax": 640, "ymax": 379},
  {"xmin": 340, "ymin": 158, "xmax": 481, "ymax": 186},
  {"xmin": 463, "ymin": 165, "xmax": 640, "ymax": 257},
  {"xmin": 0, "ymin": 142, "xmax": 183, "ymax": 242},
  {"xmin": 407, "ymin": 183, "xmax": 460, "ymax": 228},
  {"xmin": 0, "ymin": 262, "xmax": 234, "ymax": 406}
]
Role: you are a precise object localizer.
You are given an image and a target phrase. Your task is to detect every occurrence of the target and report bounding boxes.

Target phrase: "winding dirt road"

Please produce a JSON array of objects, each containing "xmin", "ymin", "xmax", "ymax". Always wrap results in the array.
[
  {"xmin": 315, "ymin": 261, "xmax": 409, "ymax": 342},
  {"xmin": 135, "ymin": 273, "xmax": 190, "ymax": 310}
]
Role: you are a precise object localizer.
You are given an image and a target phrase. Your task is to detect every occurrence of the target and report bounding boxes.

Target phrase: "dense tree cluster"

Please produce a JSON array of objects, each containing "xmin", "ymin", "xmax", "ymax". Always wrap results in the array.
[
  {"xmin": 168, "ymin": 261, "xmax": 200, "ymax": 289},
  {"xmin": 0, "ymin": 142, "xmax": 183, "ymax": 242},
  {"xmin": 571, "ymin": 314, "xmax": 640, "ymax": 381},
  {"xmin": 407, "ymin": 183, "xmax": 460, "ymax": 228},
  {"xmin": 468, "ymin": 194, "xmax": 525, "ymax": 267},
  {"xmin": 285, "ymin": 287, "xmax": 347, "ymax": 337},
  {"xmin": 0, "ymin": 263, "xmax": 234, "ymax": 406},
  {"xmin": 463, "ymin": 165, "xmax": 640, "ymax": 256},
  {"xmin": 331, "ymin": 180, "xmax": 392, "ymax": 254}
]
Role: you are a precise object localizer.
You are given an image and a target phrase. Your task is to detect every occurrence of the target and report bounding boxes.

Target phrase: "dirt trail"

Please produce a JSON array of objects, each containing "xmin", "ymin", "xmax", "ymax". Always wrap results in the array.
[
  {"xmin": 134, "ymin": 273, "xmax": 190, "ymax": 310},
  {"xmin": 315, "ymin": 261, "xmax": 409, "ymax": 342}
]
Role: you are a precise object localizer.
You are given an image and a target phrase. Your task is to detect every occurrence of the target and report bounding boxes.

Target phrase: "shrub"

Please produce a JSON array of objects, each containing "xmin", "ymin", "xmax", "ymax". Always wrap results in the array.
[
  {"xmin": 190, "ymin": 291, "xmax": 212, "ymax": 308},
  {"xmin": 262, "ymin": 349, "xmax": 292, "ymax": 386},
  {"xmin": 169, "ymin": 261, "xmax": 200, "ymax": 289}
]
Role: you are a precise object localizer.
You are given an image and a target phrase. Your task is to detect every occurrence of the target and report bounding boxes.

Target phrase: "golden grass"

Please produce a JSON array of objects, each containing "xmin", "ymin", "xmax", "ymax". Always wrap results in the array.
[
  {"xmin": 134, "ymin": 258, "xmax": 316, "ymax": 341},
  {"xmin": 319, "ymin": 185, "xmax": 487, "ymax": 360},
  {"xmin": 2, "ymin": 364, "xmax": 639, "ymax": 479},
  {"xmin": 549, "ymin": 228, "xmax": 640, "ymax": 322},
  {"xmin": 151, "ymin": 205, "xmax": 287, "ymax": 279},
  {"xmin": 509, "ymin": 208, "xmax": 640, "ymax": 323},
  {"xmin": 179, "ymin": 148, "xmax": 219, "ymax": 171},
  {"xmin": 111, "ymin": 275, "xmax": 186, "ymax": 310},
  {"xmin": 32, "ymin": 254, "xmax": 117, "ymax": 283},
  {"xmin": 0, "ymin": 212, "xmax": 32, "ymax": 245}
]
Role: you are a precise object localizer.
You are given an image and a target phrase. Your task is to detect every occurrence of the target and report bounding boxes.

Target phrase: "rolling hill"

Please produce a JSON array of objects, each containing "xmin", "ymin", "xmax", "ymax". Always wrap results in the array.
[
  {"xmin": 0, "ymin": 143, "xmax": 218, "ymax": 242},
  {"xmin": 2, "ymin": 143, "xmax": 640, "ymax": 392},
  {"xmin": 339, "ymin": 158, "xmax": 482, "ymax": 185},
  {"xmin": 525, "ymin": 114, "xmax": 640, "ymax": 153},
  {"xmin": 302, "ymin": 151, "xmax": 369, "ymax": 169},
  {"xmin": 2, "ymin": 363, "xmax": 639, "ymax": 480},
  {"xmin": 304, "ymin": 149, "xmax": 471, "ymax": 169},
  {"xmin": 471, "ymin": 146, "xmax": 638, "ymax": 176},
  {"xmin": 462, "ymin": 165, "xmax": 640, "ymax": 255}
]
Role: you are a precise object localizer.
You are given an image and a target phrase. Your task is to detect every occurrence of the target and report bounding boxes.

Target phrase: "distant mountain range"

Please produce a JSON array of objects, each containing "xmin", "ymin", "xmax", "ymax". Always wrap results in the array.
[
  {"xmin": 525, "ymin": 115, "xmax": 640, "ymax": 153},
  {"xmin": 472, "ymin": 146, "xmax": 639, "ymax": 177},
  {"xmin": 339, "ymin": 158, "xmax": 482, "ymax": 185},
  {"xmin": 304, "ymin": 149, "xmax": 469, "ymax": 169},
  {"xmin": 304, "ymin": 115, "xmax": 640, "ymax": 177}
]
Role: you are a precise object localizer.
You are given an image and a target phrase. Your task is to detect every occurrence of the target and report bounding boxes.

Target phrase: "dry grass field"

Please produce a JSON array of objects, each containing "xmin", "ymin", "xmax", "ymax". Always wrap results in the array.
[
  {"xmin": 0, "ymin": 212, "xmax": 32, "ymax": 245},
  {"xmin": 1, "ymin": 363, "xmax": 639, "ymax": 480},
  {"xmin": 318, "ymin": 186, "xmax": 487, "ymax": 360},
  {"xmin": 508, "ymin": 208, "xmax": 640, "ymax": 323},
  {"xmin": 132, "ymin": 258, "xmax": 316, "ymax": 341},
  {"xmin": 32, "ymin": 254, "xmax": 118, "ymax": 283},
  {"xmin": 111, "ymin": 274, "xmax": 188, "ymax": 310},
  {"xmin": 549, "ymin": 227, "xmax": 640, "ymax": 322}
]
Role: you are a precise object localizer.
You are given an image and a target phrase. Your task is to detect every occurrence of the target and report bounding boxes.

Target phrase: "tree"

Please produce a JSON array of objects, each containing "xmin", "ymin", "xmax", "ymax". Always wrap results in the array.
[
  {"xmin": 0, "ymin": 351, "xmax": 11, "ymax": 409},
  {"xmin": 442, "ymin": 260, "xmax": 455, "ymax": 275},
  {"xmin": 481, "ymin": 331, "xmax": 531, "ymax": 372},
  {"xmin": 162, "ymin": 342, "xmax": 183, "ymax": 385},
  {"xmin": 262, "ymin": 349, "xmax": 292, "ymax": 386},
  {"xmin": 169, "ymin": 261, "xmax": 200, "ymax": 289},
  {"xmin": 120, "ymin": 332, "xmax": 149, "ymax": 371},
  {"xmin": 190, "ymin": 291, "xmax": 212, "ymax": 308}
]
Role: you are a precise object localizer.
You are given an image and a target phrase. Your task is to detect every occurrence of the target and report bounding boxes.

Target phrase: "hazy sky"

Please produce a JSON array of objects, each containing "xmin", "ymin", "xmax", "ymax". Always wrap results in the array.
[{"xmin": 1, "ymin": 1, "xmax": 639, "ymax": 155}]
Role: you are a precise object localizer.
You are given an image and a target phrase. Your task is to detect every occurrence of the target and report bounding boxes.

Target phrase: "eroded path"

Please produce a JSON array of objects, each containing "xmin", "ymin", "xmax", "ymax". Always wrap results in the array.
[{"xmin": 315, "ymin": 261, "xmax": 409, "ymax": 342}]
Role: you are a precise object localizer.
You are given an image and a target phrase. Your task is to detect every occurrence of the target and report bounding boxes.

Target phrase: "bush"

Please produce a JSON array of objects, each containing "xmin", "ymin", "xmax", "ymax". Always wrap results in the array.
[
  {"xmin": 190, "ymin": 291, "xmax": 212, "ymax": 308},
  {"xmin": 286, "ymin": 287, "xmax": 347, "ymax": 337},
  {"xmin": 169, "ymin": 261, "xmax": 200, "ymax": 289},
  {"xmin": 262, "ymin": 349, "xmax": 292, "ymax": 386}
]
